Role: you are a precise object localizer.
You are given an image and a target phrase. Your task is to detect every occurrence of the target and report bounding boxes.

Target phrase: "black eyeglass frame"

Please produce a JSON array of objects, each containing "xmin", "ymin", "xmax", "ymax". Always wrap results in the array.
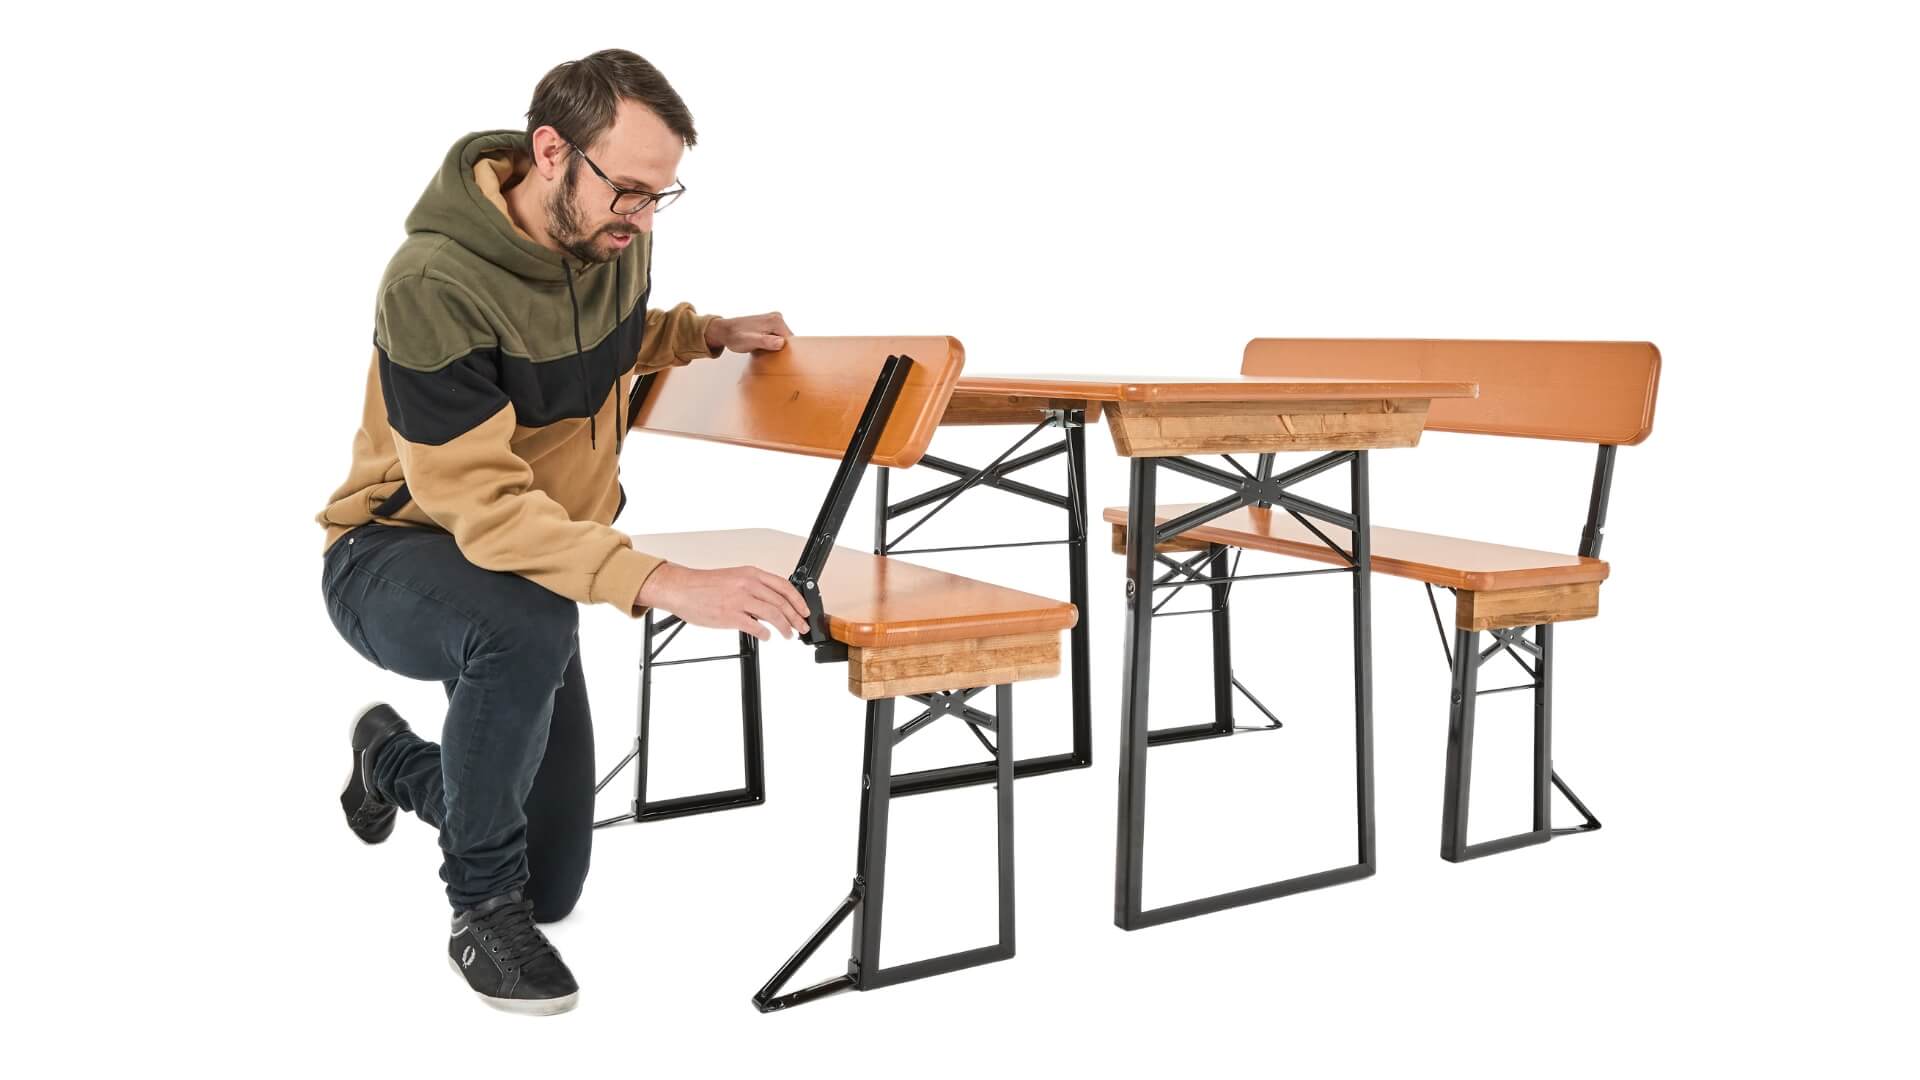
[{"xmin": 566, "ymin": 141, "xmax": 686, "ymax": 215}]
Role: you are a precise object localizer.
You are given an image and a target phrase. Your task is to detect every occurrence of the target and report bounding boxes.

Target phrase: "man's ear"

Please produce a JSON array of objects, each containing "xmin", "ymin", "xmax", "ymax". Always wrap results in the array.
[{"xmin": 528, "ymin": 125, "xmax": 570, "ymax": 181}]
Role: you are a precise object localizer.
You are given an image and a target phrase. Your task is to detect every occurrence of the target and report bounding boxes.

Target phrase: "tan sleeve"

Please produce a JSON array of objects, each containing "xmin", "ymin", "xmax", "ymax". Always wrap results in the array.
[
  {"xmin": 637, "ymin": 301, "xmax": 722, "ymax": 373},
  {"xmin": 393, "ymin": 406, "xmax": 664, "ymax": 617}
]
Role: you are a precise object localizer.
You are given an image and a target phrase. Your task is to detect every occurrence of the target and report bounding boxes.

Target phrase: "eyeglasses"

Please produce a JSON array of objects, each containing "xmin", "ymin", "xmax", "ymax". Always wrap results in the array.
[{"xmin": 566, "ymin": 142, "xmax": 685, "ymax": 215}]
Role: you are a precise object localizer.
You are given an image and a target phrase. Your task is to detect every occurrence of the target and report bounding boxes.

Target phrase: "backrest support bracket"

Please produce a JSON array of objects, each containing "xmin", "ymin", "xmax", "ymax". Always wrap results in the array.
[{"xmin": 792, "ymin": 354, "xmax": 916, "ymax": 647}]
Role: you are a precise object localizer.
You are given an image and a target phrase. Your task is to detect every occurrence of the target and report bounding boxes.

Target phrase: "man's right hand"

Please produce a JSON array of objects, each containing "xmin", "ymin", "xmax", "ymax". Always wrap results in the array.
[{"xmin": 634, "ymin": 563, "xmax": 811, "ymax": 641}]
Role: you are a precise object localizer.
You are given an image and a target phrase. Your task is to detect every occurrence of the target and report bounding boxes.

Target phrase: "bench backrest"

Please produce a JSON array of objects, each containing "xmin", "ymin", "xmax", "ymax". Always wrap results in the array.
[
  {"xmin": 631, "ymin": 336, "xmax": 965, "ymax": 468},
  {"xmin": 1241, "ymin": 339, "xmax": 1660, "ymax": 445}
]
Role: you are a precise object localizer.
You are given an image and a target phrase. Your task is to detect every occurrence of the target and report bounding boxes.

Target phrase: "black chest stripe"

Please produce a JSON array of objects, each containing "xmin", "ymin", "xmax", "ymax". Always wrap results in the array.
[{"xmin": 379, "ymin": 288, "xmax": 651, "ymax": 447}]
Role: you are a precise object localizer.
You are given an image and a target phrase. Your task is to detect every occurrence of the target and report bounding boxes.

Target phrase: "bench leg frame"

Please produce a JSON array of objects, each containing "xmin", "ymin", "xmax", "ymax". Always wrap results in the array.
[
  {"xmin": 755, "ymin": 687, "xmax": 1017, "ymax": 1012},
  {"xmin": 1141, "ymin": 542, "xmax": 1288, "ymax": 745},
  {"xmin": 872, "ymin": 408, "xmax": 1093, "ymax": 784},
  {"xmin": 1115, "ymin": 452, "xmax": 1378, "ymax": 931},
  {"xmin": 1440, "ymin": 622, "xmax": 1603, "ymax": 861},
  {"xmin": 592, "ymin": 612, "xmax": 768, "ymax": 829}
]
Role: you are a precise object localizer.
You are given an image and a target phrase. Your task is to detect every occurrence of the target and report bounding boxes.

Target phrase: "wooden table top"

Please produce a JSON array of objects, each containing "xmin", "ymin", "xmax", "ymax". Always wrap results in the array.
[{"xmin": 952, "ymin": 373, "xmax": 1479, "ymax": 404}]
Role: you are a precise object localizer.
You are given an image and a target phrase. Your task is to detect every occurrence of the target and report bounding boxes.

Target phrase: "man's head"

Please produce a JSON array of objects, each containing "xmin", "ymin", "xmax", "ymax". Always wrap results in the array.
[{"xmin": 522, "ymin": 49, "xmax": 696, "ymax": 265}]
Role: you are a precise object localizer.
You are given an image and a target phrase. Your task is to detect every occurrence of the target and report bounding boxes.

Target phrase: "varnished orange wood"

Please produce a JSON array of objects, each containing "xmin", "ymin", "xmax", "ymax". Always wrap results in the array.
[
  {"xmin": 628, "ymin": 528, "xmax": 1078, "ymax": 648},
  {"xmin": 630, "ymin": 336, "xmax": 965, "ymax": 468},
  {"xmin": 1102, "ymin": 505, "xmax": 1609, "ymax": 591},
  {"xmin": 1241, "ymin": 339, "xmax": 1660, "ymax": 445},
  {"xmin": 1456, "ymin": 583, "xmax": 1601, "ymax": 631},
  {"xmin": 952, "ymin": 372, "xmax": 1477, "ymax": 404},
  {"xmin": 940, "ymin": 393, "xmax": 1104, "ymax": 426}
]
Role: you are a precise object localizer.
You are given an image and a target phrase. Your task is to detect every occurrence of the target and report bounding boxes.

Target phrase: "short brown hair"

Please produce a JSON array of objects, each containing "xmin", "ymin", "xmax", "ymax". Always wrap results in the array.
[{"xmin": 527, "ymin": 49, "xmax": 697, "ymax": 151}]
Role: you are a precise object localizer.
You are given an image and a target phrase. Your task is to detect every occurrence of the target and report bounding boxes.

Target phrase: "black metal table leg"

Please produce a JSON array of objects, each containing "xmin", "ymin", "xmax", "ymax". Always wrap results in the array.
[{"xmin": 1114, "ymin": 450, "xmax": 1377, "ymax": 931}]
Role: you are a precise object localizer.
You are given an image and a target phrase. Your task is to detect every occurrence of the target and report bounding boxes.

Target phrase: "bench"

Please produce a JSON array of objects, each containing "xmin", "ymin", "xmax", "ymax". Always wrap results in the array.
[
  {"xmin": 598, "ymin": 336, "xmax": 1077, "ymax": 1011},
  {"xmin": 1107, "ymin": 338, "xmax": 1659, "ymax": 862}
]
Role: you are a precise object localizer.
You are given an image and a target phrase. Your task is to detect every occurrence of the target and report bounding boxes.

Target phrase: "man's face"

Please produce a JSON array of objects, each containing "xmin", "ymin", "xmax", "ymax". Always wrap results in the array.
[{"xmin": 544, "ymin": 99, "xmax": 685, "ymax": 265}]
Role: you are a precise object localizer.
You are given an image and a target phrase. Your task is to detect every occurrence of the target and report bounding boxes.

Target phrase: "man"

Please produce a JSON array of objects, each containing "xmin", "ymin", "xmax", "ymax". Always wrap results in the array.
[{"xmin": 315, "ymin": 49, "xmax": 811, "ymax": 1016}]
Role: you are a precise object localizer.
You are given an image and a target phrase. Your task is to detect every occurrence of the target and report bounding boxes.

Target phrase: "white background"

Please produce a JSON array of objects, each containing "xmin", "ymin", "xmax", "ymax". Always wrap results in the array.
[{"xmin": 5, "ymin": 0, "xmax": 1915, "ymax": 1074}]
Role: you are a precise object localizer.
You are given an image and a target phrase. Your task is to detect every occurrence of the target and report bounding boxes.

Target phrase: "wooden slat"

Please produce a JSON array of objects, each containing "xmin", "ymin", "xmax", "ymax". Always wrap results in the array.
[
  {"xmin": 626, "ymin": 528, "xmax": 1077, "ymax": 648},
  {"xmin": 1242, "ymin": 339, "xmax": 1660, "ymax": 445},
  {"xmin": 630, "ymin": 336, "xmax": 965, "ymax": 468},
  {"xmin": 1104, "ymin": 398, "xmax": 1429, "ymax": 456},
  {"xmin": 1103, "ymin": 505, "xmax": 1608, "ymax": 591},
  {"xmin": 847, "ymin": 632, "xmax": 1061, "ymax": 699},
  {"xmin": 1456, "ymin": 583, "xmax": 1600, "ymax": 630}
]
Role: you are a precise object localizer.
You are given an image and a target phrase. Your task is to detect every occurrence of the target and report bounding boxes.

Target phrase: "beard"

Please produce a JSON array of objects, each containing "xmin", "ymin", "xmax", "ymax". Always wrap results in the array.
[{"xmin": 545, "ymin": 158, "xmax": 636, "ymax": 265}]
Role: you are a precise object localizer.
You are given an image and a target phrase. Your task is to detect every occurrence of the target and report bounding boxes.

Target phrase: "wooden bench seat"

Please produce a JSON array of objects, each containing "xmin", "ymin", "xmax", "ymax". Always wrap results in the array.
[
  {"xmin": 1105, "ymin": 504, "xmax": 1606, "ymax": 630},
  {"xmin": 632, "ymin": 528, "xmax": 1076, "ymax": 647}
]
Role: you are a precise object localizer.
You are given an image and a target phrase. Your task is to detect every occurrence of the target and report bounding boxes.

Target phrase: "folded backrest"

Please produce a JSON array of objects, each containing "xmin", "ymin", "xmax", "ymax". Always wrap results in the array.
[{"xmin": 631, "ymin": 335, "xmax": 966, "ymax": 467}]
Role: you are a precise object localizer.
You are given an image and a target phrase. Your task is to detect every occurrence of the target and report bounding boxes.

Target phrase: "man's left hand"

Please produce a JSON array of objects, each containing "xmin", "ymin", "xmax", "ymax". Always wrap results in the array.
[{"xmin": 706, "ymin": 311, "xmax": 794, "ymax": 353}]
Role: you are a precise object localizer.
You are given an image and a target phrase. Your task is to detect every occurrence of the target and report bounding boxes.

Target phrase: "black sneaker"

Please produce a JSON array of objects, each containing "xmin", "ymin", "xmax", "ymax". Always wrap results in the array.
[
  {"xmin": 447, "ymin": 891, "xmax": 580, "ymax": 1015},
  {"xmin": 340, "ymin": 702, "xmax": 410, "ymax": 844}
]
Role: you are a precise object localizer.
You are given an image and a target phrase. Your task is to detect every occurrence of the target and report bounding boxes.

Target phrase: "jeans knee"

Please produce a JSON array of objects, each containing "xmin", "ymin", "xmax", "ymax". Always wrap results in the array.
[
  {"xmin": 531, "ymin": 894, "xmax": 578, "ymax": 924},
  {"xmin": 529, "ymin": 870, "xmax": 585, "ymax": 924}
]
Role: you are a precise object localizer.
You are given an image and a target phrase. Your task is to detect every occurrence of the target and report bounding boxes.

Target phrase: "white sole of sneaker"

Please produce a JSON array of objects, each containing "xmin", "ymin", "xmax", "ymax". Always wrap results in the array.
[{"xmin": 446, "ymin": 955, "xmax": 580, "ymax": 1015}]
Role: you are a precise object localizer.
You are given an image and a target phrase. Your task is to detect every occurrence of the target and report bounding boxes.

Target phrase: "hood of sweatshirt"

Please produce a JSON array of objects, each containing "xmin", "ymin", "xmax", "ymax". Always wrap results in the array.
[
  {"xmin": 382, "ymin": 130, "xmax": 653, "ymax": 452},
  {"xmin": 405, "ymin": 129, "xmax": 577, "ymax": 284}
]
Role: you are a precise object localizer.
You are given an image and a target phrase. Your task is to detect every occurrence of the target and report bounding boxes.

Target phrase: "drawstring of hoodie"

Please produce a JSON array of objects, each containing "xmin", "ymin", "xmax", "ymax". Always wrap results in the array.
[
  {"xmin": 612, "ymin": 256, "xmax": 624, "ymax": 452},
  {"xmin": 563, "ymin": 263, "xmax": 595, "ymax": 449},
  {"xmin": 561, "ymin": 259, "xmax": 627, "ymax": 455}
]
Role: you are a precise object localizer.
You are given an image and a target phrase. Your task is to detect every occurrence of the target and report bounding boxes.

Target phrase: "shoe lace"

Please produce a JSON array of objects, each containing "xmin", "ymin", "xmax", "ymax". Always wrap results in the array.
[{"xmin": 471, "ymin": 896, "xmax": 557, "ymax": 970}]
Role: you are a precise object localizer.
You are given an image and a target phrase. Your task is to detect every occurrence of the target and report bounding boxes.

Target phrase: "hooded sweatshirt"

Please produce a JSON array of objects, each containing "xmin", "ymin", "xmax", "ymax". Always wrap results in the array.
[{"xmin": 314, "ymin": 130, "xmax": 719, "ymax": 617}]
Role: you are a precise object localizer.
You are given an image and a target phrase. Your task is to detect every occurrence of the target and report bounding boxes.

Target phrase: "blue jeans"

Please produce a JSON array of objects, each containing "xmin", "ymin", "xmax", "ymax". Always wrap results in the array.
[{"xmin": 320, "ymin": 523, "xmax": 595, "ymax": 920}]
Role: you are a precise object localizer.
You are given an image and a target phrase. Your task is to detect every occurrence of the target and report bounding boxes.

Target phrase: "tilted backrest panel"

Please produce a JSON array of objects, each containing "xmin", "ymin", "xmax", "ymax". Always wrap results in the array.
[
  {"xmin": 631, "ymin": 336, "xmax": 966, "ymax": 468},
  {"xmin": 1241, "ymin": 339, "xmax": 1660, "ymax": 445}
]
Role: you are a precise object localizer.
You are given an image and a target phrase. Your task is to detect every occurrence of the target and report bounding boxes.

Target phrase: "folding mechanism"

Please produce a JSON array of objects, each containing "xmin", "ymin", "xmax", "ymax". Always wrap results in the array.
[{"xmin": 792, "ymin": 354, "xmax": 915, "ymax": 652}]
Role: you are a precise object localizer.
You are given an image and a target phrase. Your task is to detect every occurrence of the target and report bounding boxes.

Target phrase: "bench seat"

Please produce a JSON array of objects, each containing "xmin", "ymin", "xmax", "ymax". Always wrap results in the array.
[
  {"xmin": 1104, "ymin": 504, "xmax": 1607, "ymax": 630},
  {"xmin": 630, "ymin": 527, "xmax": 1078, "ymax": 698}
]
